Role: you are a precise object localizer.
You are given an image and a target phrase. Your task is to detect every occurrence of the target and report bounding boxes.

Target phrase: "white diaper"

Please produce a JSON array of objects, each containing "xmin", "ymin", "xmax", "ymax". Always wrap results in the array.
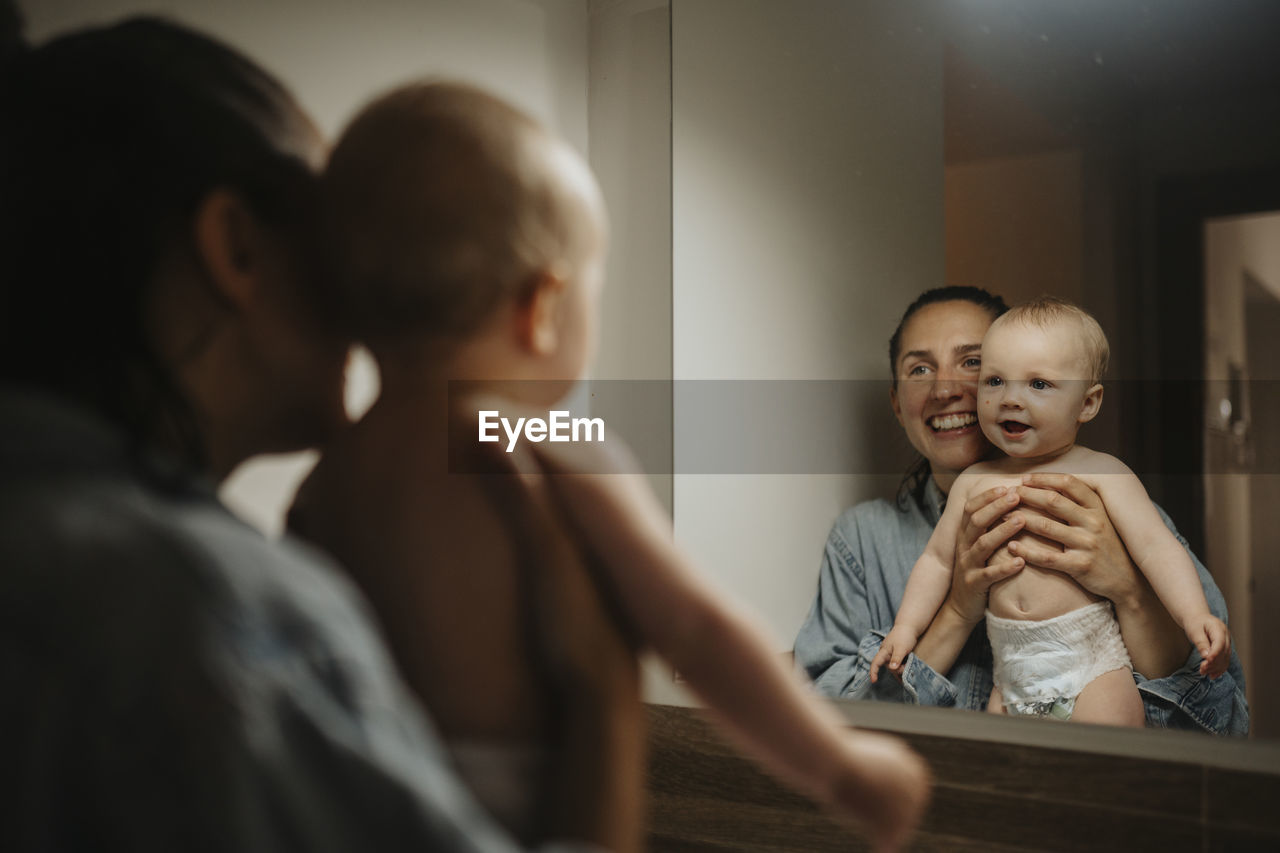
[{"xmin": 987, "ymin": 601, "xmax": 1133, "ymax": 719}]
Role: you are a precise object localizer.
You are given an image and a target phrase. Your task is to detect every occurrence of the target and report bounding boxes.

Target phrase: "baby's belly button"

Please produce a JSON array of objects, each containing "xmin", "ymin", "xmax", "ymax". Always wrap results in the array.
[{"xmin": 989, "ymin": 583, "xmax": 1032, "ymax": 616}]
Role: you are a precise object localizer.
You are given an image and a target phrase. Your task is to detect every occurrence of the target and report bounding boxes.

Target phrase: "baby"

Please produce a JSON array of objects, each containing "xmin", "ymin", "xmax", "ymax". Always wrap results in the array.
[
  {"xmin": 870, "ymin": 297, "xmax": 1230, "ymax": 724},
  {"xmin": 291, "ymin": 82, "xmax": 929, "ymax": 851}
]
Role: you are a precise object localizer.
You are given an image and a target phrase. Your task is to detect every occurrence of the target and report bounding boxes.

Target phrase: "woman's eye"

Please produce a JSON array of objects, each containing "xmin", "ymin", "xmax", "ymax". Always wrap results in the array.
[
  {"xmin": 907, "ymin": 364, "xmax": 931, "ymax": 377},
  {"xmin": 1031, "ymin": 379, "xmax": 1049, "ymax": 390}
]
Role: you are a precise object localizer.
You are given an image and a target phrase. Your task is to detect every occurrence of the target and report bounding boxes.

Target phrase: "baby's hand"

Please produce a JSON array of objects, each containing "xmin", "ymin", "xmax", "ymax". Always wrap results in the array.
[
  {"xmin": 1189, "ymin": 614, "xmax": 1231, "ymax": 679},
  {"xmin": 869, "ymin": 627, "xmax": 917, "ymax": 684},
  {"xmin": 834, "ymin": 730, "xmax": 932, "ymax": 853}
]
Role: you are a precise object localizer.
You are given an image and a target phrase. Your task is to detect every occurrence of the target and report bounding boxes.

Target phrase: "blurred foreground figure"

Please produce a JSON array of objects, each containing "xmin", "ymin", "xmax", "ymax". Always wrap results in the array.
[{"xmin": 0, "ymin": 16, "xmax": 630, "ymax": 852}]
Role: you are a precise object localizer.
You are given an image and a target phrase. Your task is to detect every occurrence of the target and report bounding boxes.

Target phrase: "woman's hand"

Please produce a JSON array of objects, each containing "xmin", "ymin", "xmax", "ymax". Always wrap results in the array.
[
  {"xmin": 945, "ymin": 485, "xmax": 1027, "ymax": 625},
  {"xmin": 1008, "ymin": 473, "xmax": 1190, "ymax": 678},
  {"xmin": 912, "ymin": 486, "xmax": 1025, "ymax": 676},
  {"xmin": 1005, "ymin": 473, "xmax": 1140, "ymax": 604}
]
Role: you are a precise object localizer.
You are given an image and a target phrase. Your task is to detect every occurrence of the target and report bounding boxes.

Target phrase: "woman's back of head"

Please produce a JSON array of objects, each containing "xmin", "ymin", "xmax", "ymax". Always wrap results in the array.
[{"xmin": 0, "ymin": 16, "xmax": 320, "ymax": 464}]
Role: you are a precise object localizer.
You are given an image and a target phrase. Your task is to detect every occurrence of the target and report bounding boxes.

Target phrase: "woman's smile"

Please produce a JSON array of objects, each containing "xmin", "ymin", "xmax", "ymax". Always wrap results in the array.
[{"xmin": 928, "ymin": 411, "xmax": 978, "ymax": 433}]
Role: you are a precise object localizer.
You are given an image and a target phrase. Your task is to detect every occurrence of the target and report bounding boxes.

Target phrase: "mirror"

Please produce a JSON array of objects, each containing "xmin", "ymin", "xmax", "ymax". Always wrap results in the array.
[
  {"xmin": 661, "ymin": 0, "xmax": 1280, "ymax": 742},
  {"xmin": 22, "ymin": 0, "xmax": 1278, "ymax": 754}
]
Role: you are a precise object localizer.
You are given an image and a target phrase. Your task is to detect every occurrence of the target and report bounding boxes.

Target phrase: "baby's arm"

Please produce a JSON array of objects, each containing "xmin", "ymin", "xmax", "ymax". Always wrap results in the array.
[
  {"xmin": 532, "ymin": 441, "xmax": 930, "ymax": 851},
  {"xmin": 869, "ymin": 476, "xmax": 970, "ymax": 682},
  {"xmin": 1089, "ymin": 461, "xmax": 1230, "ymax": 677}
]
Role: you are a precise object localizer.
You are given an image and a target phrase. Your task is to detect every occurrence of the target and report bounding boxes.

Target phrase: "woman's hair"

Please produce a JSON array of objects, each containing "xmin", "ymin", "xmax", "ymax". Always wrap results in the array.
[
  {"xmin": 888, "ymin": 285, "xmax": 1008, "ymax": 505},
  {"xmin": 887, "ymin": 285, "xmax": 1008, "ymax": 389},
  {"xmin": 0, "ymin": 17, "xmax": 320, "ymax": 468}
]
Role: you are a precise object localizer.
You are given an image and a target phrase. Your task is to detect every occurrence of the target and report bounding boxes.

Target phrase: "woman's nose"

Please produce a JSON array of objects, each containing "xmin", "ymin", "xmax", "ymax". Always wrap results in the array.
[
  {"xmin": 931, "ymin": 369, "xmax": 970, "ymax": 401},
  {"xmin": 930, "ymin": 377, "xmax": 959, "ymax": 400}
]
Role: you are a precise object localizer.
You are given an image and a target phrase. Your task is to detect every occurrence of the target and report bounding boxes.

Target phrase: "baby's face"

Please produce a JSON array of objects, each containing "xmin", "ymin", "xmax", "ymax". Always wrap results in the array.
[{"xmin": 977, "ymin": 319, "xmax": 1097, "ymax": 460}]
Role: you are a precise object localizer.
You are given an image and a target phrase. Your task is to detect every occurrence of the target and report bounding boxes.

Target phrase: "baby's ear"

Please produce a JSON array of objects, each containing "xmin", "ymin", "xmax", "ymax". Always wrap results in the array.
[
  {"xmin": 1078, "ymin": 382, "xmax": 1104, "ymax": 423},
  {"xmin": 516, "ymin": 269, "xmax": 568, "ymax": 356}
]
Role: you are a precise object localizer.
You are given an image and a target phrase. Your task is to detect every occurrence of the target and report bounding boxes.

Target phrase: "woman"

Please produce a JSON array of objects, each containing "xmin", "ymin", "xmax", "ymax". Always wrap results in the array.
[
  {"xmin": 794, "ymin": 286, "xmax": 1247, "ymax": 734},
  {"xmin": 0, "ymin": 17, "xmax": 635, "ymax": 849}
]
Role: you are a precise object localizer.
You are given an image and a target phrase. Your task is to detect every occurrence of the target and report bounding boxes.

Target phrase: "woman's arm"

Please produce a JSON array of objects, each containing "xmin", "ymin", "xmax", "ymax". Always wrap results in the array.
[
  {"xmin": 793, "ymin": 517, "xmax": 878, "ymax": 697},
  {"xmin": 911, "ymin": 485, "xmax": 1026, "ymax": 676},
  {"xmin": 1005, "ymin": 473, "xmax": 1189, "ymax": 679}
]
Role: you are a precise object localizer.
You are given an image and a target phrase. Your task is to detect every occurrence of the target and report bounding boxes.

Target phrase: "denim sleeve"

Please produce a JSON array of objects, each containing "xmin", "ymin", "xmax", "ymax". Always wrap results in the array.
[
  {"xmin": 5, "ymin": 521, "xmax": 601, "ymax": 852},
  {"xmin": 794, "ymin": 517, "xmax": 960, "ymax": 707},
  {"xmin": 793, "ymin": 518, "xmax": 873, "ymax": 697},
  {"xmin": 1134, "ymin": 506, "xmax": 1250, "ymax": 736}
]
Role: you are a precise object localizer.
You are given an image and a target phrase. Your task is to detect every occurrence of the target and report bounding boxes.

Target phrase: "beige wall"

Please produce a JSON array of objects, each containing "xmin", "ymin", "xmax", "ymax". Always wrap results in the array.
[
  {"xmin": 587, "ymin": 0, "xmax": 674, "ymax": 516},
  {"xmin": 668, "ymin": 0, "xmax": 944, "ymax": 686}
]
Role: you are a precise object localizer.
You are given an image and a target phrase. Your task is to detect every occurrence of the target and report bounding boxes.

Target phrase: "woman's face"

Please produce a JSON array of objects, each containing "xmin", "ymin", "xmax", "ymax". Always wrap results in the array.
[{"xmin": 890, "ymin": 300, "xmax": 996, "ymax": 493}]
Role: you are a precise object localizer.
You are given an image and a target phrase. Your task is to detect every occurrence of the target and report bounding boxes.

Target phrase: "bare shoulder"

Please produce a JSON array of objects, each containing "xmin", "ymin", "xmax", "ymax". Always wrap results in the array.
[
  {"xmin": 1058, "ymin": 445, "xmax": 1134, "ymax": 478},
  {"xmin": 1053, "ymin": 447, "xmax": 1146, "ymax": 505},
  {"xmin": 950, "ymin": 466, "xmax": 989, "ymax": 502}
]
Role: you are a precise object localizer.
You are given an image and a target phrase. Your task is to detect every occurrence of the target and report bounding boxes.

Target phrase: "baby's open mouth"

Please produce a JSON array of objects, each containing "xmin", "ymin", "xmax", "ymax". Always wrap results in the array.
[
  {"xmin": 929, "ymin": 412, "xmax": 976, "ymax": 432},
  {"xmin": 1000, "ymin": 420, "xmax": 1030, "ymax": 436}
]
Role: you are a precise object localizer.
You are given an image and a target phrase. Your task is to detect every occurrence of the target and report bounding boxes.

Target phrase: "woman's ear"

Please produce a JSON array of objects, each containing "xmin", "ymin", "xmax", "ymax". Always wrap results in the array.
[
  {"xmin": 516, "ymin": 270, "xmax": 567, "ymax": 356},
  {"xmin": 1078, "ymin": 383, "xmax": 1104, "ymax": 423},
  {"xmin": 191, "ymin": 189, "xmax": 263, "ymax": 312}
]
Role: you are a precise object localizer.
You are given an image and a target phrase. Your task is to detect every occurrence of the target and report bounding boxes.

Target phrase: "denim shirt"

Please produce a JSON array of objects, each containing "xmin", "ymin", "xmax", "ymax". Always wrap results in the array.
[
  {"xmin": 0, "ymin": 389, "xmax": 605, "ymax": 853},
  {"xmin": 793, "ymin": 479, "xmax": 1249, "ymax": 736}
]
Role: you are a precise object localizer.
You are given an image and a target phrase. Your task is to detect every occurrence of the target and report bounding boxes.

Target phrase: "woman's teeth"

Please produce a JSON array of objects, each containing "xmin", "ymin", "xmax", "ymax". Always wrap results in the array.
[{"xmin": 929, "ymin": 412, "xmax": 976, "ymax": 431}]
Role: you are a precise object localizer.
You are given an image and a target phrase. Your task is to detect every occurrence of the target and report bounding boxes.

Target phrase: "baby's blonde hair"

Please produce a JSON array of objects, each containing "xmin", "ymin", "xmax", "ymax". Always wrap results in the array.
[
  {"xmin": 991, "ymin": 296, "xmax": 1109, "ymax": 384},
  {"xmin": 322, "ymin": 81, "xmax": 601, "ymax": 344}
]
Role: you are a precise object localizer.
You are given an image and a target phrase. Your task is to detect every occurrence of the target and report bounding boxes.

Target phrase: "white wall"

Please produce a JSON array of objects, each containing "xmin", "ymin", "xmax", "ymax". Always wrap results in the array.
[
  {"xmin": 21, "ymin": 0, "xmax": 591, "ymax": 535},
  {"xmin": 670, "ymin": 0, "xmax": 944, "ymax": 669},
  {"xmin": 587, "ymin": 0, "xmax": 674, "ymax": 518}
]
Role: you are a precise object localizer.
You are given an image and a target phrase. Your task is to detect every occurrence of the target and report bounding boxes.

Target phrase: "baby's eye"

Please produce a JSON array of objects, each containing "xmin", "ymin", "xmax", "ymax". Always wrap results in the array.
[
  {"xmin": 984, "ymin": 376, "xmax": 1002, "ymax": 387},
  {"xmin": 1030, "ymin": 378, "xmax": 1050, "ymax": 391}
]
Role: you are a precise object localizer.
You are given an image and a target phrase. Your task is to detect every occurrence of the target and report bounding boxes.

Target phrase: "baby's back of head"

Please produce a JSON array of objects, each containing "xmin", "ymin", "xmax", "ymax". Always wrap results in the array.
[{"xmin": 323, "ymin": 82, "xmax": 601, "ymax": 348}]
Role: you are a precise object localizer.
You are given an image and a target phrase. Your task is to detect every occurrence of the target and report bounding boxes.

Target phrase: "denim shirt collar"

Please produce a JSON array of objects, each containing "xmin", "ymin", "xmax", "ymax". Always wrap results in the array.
[{"xmin": 898, "ymin": 476, "xmax": 946, "ymax": 526}]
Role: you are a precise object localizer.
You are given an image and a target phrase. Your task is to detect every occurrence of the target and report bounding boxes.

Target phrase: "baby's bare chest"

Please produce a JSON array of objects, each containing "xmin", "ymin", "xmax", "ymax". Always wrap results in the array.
[{"xmin": 963, "ymin": 452, "xmax": 1104, "ymax": 499}]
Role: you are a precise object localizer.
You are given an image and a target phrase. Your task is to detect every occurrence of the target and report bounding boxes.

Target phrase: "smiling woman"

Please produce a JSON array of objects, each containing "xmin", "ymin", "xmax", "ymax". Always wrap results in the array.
[
  {"xmin": 794, "ymin": 287, "xmax": 1248, "ymax": 735},
  {"xmin": 888, "ymin": 287, "xmax": 1006, "ymax": 495}
]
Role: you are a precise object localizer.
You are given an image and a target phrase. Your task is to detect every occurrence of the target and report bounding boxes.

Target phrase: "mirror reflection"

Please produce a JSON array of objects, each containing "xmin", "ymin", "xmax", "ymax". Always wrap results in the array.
[
  {"xmin": 667, "ymin": 0, "xmax": 1280, "ymax": 740},
  {"xmin": 23, "ymin": 0, "xmax": 1277, "ymax": 752}
]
